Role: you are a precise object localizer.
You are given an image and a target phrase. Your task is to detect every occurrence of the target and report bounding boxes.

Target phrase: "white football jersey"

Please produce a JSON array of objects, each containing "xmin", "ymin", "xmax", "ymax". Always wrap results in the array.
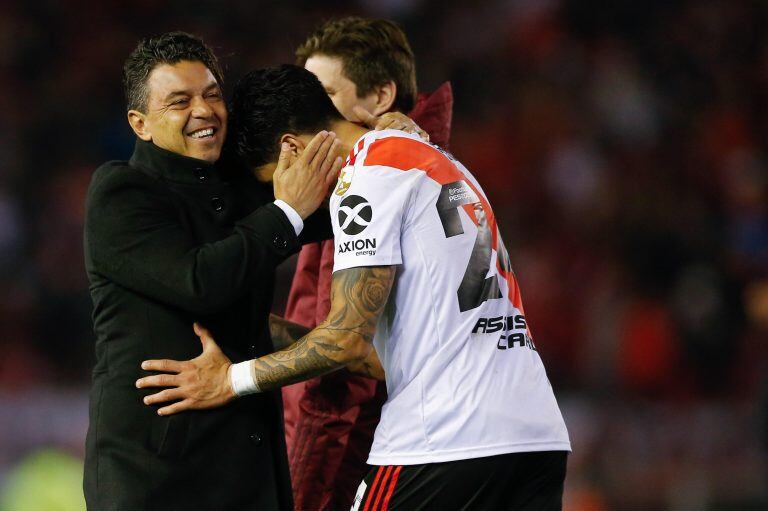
[{"xmin": 330, "ymin": 130, "xmax": 570, "ymax": 465}]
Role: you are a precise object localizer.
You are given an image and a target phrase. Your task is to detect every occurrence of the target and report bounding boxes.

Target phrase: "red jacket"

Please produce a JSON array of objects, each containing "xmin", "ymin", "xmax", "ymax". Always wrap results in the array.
[{"xmin": 282, "ymin": 83, "xmax": 454, "ymax": 511}]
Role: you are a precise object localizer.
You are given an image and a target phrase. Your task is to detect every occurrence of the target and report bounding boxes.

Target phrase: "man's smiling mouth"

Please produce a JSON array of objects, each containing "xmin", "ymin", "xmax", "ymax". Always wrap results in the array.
[{"xmin": 188, "ymin": 127, "xmax": 217, "ymax": 139}]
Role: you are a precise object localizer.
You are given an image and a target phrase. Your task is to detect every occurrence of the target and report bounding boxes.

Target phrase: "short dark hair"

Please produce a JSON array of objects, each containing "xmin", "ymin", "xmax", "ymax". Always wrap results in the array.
[
  {"xmin": 122, "ymin": 31, "xmax": 223, "ymax": 112},
  {"xmin": 296, "ymin": 17, "xmax": 417, "ymax": 113},
  {"xmin": 228, "ymin": 65, "xmax": 342, "ymax": 169}
]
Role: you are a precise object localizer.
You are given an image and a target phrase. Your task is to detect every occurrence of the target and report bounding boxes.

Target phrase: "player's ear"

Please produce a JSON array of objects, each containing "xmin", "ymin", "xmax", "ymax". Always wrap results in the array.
[
  {"xmin": 280, "ymin": 133, "xmax": 305, "ymax": 157},
  {"xmin": 127, "ymin": 110, "xmax": 152, "ymax": 141},
  {"xmin": 371, "ymin": 81, "xmax": 397, "ymax": 116}
]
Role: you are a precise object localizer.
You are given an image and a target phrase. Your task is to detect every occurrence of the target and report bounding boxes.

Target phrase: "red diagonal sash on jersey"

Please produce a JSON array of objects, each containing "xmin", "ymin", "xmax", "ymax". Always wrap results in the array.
[{"xmin": 364, "ymin": 137, "xmax": 523, "ymax": 310}]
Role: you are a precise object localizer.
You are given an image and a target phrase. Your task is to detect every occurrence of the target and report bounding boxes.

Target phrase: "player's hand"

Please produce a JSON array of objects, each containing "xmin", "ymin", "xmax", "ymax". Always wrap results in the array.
[
  {"xmin": 273, "ymin": 131, "xmax": 343, "ymax": 219},
  {"xmin": 353, "ymin": 106, "xmax": 429, "ymax": 142},
  {"xmin": 136, "ymin": 323, "xmax": 235, "ymax": 416}
]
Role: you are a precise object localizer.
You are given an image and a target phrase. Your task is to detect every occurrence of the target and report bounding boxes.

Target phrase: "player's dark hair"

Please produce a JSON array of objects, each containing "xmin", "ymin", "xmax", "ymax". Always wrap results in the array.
[
  {"xmin": 228, "ymin": 64, "xmax": 343, "ymax": 169},
  {"xmin": 122, "ymin": 31, "xmax": 223, "ymax": 112},
  {"xmin": 296, "ymin": 17, "xmax": 417, "ymax": 112}
]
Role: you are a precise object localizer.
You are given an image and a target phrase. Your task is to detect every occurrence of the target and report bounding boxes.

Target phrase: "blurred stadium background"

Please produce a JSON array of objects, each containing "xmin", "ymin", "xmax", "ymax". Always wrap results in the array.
[{"xmin": 1, "ymin": 0, "xmax": 767, "ymax": 509}]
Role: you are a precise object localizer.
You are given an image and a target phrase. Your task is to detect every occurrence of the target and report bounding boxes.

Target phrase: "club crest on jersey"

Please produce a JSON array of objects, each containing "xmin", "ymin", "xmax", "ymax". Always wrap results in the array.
[
  {"xmin": 338, "ymin": 195, "xmax": 372, "ymax": 235},
  {"xmin": 334, "ymin": 165, "xmax": 355, "ymax": 196}
]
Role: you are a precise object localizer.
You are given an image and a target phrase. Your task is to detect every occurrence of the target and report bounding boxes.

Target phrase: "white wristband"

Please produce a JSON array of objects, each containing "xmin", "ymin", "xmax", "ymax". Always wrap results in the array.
[{"xmin": 229, "ymin": 361, "xmax": 261, "ymax": 396}]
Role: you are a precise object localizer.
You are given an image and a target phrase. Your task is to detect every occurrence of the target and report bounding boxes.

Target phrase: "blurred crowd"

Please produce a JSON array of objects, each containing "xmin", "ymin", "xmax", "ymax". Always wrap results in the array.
[{"xmin": 1, "ymin": 0, "xmax": 766, "ymax": 509}]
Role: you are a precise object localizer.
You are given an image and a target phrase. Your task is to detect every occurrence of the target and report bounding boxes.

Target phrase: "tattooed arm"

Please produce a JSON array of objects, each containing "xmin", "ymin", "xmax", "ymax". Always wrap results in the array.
[
  {"xmin": 269, "ymin": 313, "xmax": 385, "ymax": 379},
  {"xmin": 137, "ymin": 266, "xmax": 393, "ymax": 415},
  {"xmin": 248, "ymin": 266, "xmax": 393, "ymax": 391}
]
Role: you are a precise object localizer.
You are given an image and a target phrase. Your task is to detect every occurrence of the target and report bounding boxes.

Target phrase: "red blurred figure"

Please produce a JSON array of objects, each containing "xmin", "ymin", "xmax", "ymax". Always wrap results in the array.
[{"xmin": 284, "ymin": 18, "xmax": 453, "ymax": 510}]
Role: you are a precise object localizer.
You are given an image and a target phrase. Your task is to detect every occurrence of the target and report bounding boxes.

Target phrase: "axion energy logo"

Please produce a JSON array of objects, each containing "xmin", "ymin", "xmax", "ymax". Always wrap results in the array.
[{"xmin": 338, "ymin": 195, "xmax": 372, "ymax": 235}]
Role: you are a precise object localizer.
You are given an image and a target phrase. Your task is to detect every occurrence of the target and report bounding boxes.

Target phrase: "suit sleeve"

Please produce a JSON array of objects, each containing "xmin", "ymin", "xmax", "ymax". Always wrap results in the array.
[{"xmin": 85, "ymin": 167, "xmax": 300, "ymax": 314}]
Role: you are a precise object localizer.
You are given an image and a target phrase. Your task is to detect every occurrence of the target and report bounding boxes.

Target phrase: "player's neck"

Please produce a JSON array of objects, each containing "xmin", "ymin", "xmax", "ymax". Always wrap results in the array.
[{"xmin": 329, "ymin": 119, "xmax": 369, "ymax": 157}]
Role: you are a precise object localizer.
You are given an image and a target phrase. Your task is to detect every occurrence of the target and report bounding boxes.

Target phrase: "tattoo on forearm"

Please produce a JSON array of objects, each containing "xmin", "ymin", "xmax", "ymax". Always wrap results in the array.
[{"xmin": 253, "ymin": 267, "xmax": 394, "ymax": 391}]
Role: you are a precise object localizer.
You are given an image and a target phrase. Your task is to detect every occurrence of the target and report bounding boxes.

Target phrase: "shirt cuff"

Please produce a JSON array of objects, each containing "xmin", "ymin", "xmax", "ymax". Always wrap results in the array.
[{"xmin": 273, "ymin": 200, "xmax": 304, "ymax": 236}]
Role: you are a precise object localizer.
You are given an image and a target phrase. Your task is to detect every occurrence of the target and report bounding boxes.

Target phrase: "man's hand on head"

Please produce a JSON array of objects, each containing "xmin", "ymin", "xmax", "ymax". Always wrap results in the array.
[
  {"xmin": 353, "ymin": 106, "xmax": 430, "ymax": 142},
  {"xmin": 273, "ymin": 130, "xmax": 343, "ymax": 219},
  {"xmin": 136, "ymin": 323, "xmax": 235, "ymax": 416}
]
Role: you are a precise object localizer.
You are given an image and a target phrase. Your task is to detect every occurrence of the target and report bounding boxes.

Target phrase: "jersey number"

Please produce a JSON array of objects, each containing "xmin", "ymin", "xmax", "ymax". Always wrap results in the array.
[{"xmin": 436, "ymin": 180, "xmax": 503, "ymax": 312}]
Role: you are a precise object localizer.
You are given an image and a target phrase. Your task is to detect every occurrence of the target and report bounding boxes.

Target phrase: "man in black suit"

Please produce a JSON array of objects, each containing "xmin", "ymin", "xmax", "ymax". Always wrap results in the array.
[{"xmin": 83, "ymin": 32, "xmax": 341, "ymax": 511}]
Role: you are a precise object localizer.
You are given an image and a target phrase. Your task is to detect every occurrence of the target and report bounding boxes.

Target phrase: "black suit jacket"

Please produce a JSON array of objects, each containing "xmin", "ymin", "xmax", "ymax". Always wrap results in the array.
[{"xmin": 83, "ymin": 140, "xmax": 329, "ymax": 510}]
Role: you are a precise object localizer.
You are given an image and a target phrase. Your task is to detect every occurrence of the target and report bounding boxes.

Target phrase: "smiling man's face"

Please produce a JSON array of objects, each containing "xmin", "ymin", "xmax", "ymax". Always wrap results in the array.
[{"xmin": 137, "ymin": 60, "xmax": 227, "ymax": 162}]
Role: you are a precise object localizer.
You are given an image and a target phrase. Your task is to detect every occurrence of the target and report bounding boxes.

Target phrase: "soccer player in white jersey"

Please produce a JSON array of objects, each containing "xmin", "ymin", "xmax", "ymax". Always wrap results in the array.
[{"xmin": 137, "ymin": 65, "xmax": 571, "ymax": 509}]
